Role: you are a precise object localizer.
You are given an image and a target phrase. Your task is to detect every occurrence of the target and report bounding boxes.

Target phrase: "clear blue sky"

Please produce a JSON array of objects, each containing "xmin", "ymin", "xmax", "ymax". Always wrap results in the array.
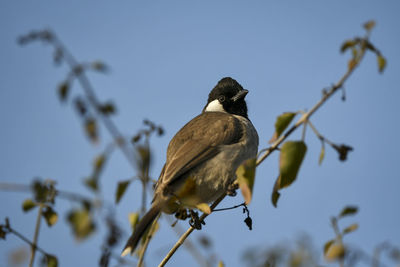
[{"xmin": 1, "ymin": 1, "xmax": 399, "ymax": 266}]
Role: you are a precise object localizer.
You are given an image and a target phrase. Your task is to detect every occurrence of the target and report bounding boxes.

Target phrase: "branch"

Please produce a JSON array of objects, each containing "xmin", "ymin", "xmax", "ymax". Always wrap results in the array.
[
  {"xmin": 159, "ymin": 194, "xmax": 226, "ymax": 267},
  {"xmin": 159, "ymin": 35, "xmax": 370, "ymax": 266},
  {"xmin": 0, "ymin": 182, "xmax": 93, "ymax": 203}
]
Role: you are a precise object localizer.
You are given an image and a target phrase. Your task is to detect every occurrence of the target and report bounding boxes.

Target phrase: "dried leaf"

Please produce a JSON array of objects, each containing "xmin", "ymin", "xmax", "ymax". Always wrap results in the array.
[
  {"xmin": 22, "ymin": 199, "xmax": 37, "ymax": 212},
  {"xmin": 115, "ymin": 180, "xmax": 130, "ymax": 204},
  {"xmin": 339, "ymin": 206, "xmax": 358, "ymax": 218},
  {"xmin": 58, "ymin": 81, "xmax": 69, "ymax": 102},
  {"xmin": 343, "ymin": 223, "xmax": 358, "ymax": 235},
  {"xmin": 92, "ymin": 61, "xmax": 108, "ymax": 72},
  {"xmin": 269, "ymin": 112, "xmax": 296, "ymax": 143},
  {"xmin": 235, "ymin": 158, "xmax": 257, "ymax": 205}
]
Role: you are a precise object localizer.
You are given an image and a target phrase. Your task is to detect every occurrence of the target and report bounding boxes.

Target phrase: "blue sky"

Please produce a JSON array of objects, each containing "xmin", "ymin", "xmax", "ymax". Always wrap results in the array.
[{"xmin": 1, "ymin": 1, "xmax": 399, "ymax": 266}]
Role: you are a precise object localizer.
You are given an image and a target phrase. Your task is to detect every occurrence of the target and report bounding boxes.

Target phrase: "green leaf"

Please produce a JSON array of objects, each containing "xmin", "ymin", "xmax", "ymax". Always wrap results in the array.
[
  {"xmin": 377, "ymin": 54, "xmax": 387, "ymax": 73},
  {"xmin": 44, "ymin": 254, "xmax": 58, "ymax": 267},
  {"xmin": 84, "ymin": 177, "xmax": 98, "ymax": 192},
  {"xmin": 42, "ymin": 207, "xmax": 58, "ymax": 227},
  {"xmin": 339, "ymin": 206, "xmax": 358, "ymax": 218},
  {"xmin": 363, "ymin": 20, "xmax": 376, "ymax": 31},
  {"xmin": 235, "ymin": 158, "xmax": 257, "ymax": 205},
  {"xmin": 269, "ymin": 112, "xmax": 296, "ymax": 144},
  {"xmin": 323, "ymin": 239, "xmax": 335, "ymax": 255},
  {"xmin": 340, "ymin": 40, "xmax": 357, "ymax": 53},
  {"xmin": 343, "ymin": 223, "xmax": 358, "ymax": 235},
  {"xmin": 58, "ymin": 81, "xmax": 69, "ymax": 102},
  {"xmin": 22, "ymin": 199, "xmax": 36, "ymax": 212},
  {"xmin": 319, "ymin": 145, "xmax": 325, "ymax": 165},
  {"xmin": 93, "ymin": 154, "xmax": 106, "ymax": 174},
  {"xmin": 271, "ymin": 141, "xmax": 307, "ymax": 207},
  {"xmin": 67, "ymin": 209, "xmax": 96, "ymax": 240},
  {"xmin": 115, "ymin": 180, "xmax": 131, "ymax": 204},
  {"xmin": 279, "ymin": 141, "xmax": 307, "ymax": 188}
]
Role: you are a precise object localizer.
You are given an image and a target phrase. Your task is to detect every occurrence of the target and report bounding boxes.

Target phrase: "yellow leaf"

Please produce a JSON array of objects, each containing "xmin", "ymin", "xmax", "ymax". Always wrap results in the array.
[
  {"xmin": 235, "ymin": 158, "xmax": 257, "ymax": 205},
  {"xmin": 363, "ymin": 20, "xmax": 376, "ymax": 31},
  {"xmin": 269, "ymin": 112, "xmax": 296, "ymax": 144},
  {"xmin": 128, "ymin": 212, "xmax": 139, "ymax": 231},
  {"xmin": 323, "ymin": 239, "xmax": 335, "ymax": 255},
  {"xmin": 377, "ymin": 54, "xmax": 387, "ymax": 73},
  {"xmin": 196, "ymin": 203, "xmax": 211, "ymax": 214},
  {"xmin": 325, "ymin": 242, "xmax": 345, "ymax": 262},
  {"xmin": 218, "ymin": 261, "xmax": 225, "ymax": 267},
  {"xmin": 343, "ymin": 223, "xmax": 358, "ymax": 234},
  {"xmin": 42, "ymin": 207, "xmax": 58, "ymax": 227},
  {"xmin": 22, "ymin": 199, "xmax": 36, "ymax": 212}
]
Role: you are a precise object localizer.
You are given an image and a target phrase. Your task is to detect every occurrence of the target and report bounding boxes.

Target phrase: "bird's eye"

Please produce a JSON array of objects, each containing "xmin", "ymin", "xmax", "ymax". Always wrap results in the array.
[{"xmin": 218, "ymin": 95, "xmax": 225, "ymax": 103}]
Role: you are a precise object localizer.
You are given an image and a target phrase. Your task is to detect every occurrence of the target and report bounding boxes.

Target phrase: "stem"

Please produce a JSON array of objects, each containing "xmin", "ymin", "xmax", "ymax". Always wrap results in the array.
[
  {"xmin": 158, "ymin": 194, "xmax": 226, "ymax": 267},
  {"xmin": 29, "ymin": 204, "xmax": 43, "ymax": 267},
  {"xmin": 159, "ymin": 37, "xmax": 369, "ymax": 266},
  {"xmin": 256, "ymin": 41, "xmax": 367, "ymax": 167},
  {"xmin": 50, "ymin": 32, "xmax": 137, "ymax": 171},
  {"xmin": 5, "ymin": 224, "xmax": 49, "ymax": 256}
]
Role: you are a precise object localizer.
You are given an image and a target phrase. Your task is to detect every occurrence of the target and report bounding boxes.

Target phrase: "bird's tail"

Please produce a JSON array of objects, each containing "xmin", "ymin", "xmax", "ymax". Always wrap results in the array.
[{"xmin": 121, "ymin": 204, "xmax": 160, "ymax": 256}]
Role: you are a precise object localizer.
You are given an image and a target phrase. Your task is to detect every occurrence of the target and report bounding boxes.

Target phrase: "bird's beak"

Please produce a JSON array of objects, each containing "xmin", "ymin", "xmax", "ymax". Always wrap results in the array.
[{"xmin": 231, "ymin": 89, "xmax": 249, "ymax": 102}]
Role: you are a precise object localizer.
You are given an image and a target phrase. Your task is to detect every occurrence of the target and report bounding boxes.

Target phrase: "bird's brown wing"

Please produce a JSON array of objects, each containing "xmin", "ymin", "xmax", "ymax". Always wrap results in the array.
[{"xmin": 157, "ymin": 112, "xmax": 243, "ymax": 189}]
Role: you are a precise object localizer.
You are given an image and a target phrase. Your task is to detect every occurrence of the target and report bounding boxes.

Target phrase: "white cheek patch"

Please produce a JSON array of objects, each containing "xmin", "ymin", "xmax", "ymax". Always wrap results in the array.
[{"xmin": 204, "ymin": 99, "xmax": 226, "ymax": 112}]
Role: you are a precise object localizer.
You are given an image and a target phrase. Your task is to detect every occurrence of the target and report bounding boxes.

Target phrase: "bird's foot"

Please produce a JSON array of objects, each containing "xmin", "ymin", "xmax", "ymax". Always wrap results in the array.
[
  {"xmin": 226, "ymin": 183, "xmax": 239, "ymax": 197},
  {"xmin": 174, "ymin": 208, "xmax": 189, "ymax": 221},
  {"xmin": 189, "ymin": 210, "xmax": 205, "ymax": 230}
]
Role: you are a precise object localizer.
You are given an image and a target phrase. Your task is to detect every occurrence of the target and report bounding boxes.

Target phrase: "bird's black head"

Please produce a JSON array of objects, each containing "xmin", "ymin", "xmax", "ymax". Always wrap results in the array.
[{"xmin": 203, "ymin": 77, "xmax": 249, "ymax": 119}]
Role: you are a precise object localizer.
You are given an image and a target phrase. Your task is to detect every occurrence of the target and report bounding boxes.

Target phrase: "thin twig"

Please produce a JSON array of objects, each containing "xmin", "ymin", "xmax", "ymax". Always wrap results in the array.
[
  {"xmin": 159, "ymin": 36, "xmax": 369, "ymax": 266},
  {"xmin": 48, "ymin": 31, "xmax": 137, "ymax": 170},
  {"xmin": 29, "ymin": 204, "xmax": 43, "ymax": 267},
  {"xmin": 158, "ymin": 194, "xmax": 226, "ymax": 267},
  {"xmin": 4, "ymin": 223, "xmax": 49, "ymax": 256},
  {"xmin": 0, "ymin": 182, "xmax": 92, "ymax": 203}
]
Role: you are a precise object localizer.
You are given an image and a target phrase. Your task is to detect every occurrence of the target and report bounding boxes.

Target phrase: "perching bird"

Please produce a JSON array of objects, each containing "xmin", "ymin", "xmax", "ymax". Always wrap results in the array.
[{"xmin": 122, "ymin": 77, "xmax": 259, "ymax": 256}]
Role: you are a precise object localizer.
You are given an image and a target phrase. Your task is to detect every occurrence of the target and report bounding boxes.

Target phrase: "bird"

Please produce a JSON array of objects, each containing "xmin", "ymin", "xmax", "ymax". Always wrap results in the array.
[{"xmin": 121, "ymin": 77, "xmax": 259, "ymax": 256}]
